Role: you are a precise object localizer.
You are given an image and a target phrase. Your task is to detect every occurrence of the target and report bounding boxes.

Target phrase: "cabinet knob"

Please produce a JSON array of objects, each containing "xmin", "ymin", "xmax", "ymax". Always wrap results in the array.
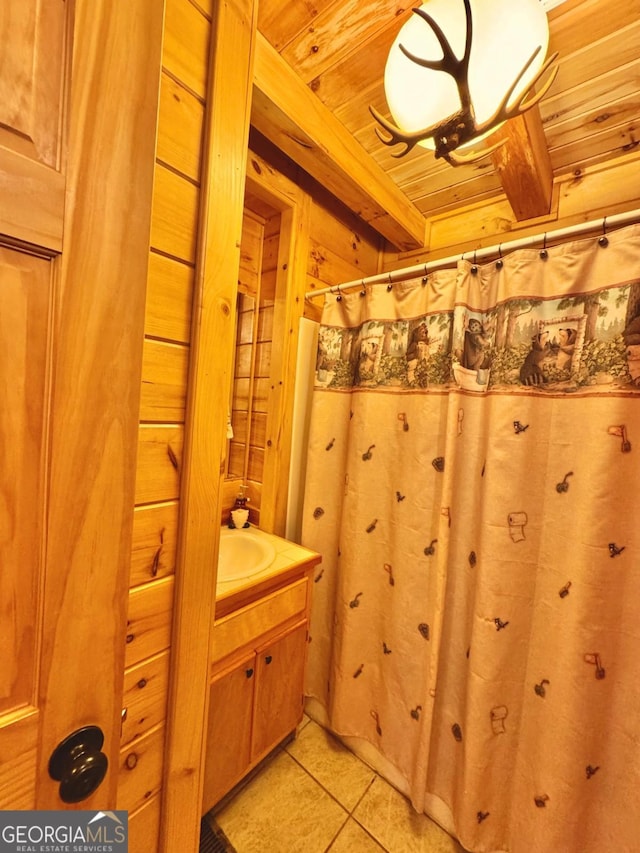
[
  {"xmin": 265, "ymin": 655, "xmax": 273, "ymax": 665},
  {"xmin": 246, "ymin": 668, "xmax": 254, "ymax": 678}
]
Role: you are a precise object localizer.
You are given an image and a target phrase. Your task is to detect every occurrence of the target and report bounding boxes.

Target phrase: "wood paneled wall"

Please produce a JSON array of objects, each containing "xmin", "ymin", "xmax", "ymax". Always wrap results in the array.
[
  {"xmin": 382, "ymin": 150, "xmax": 640, "ymax": 272},
  {"xmin": 224, "ymin": 137, "xmax": 383, "ymax": 524},
  {"xmin": 116, "ymin": 6, "xmax": 381, "ymax": 847},
  {"xmin": 122, "ymin": 0, "xmax": 210, "ymax": 847},
  {"xmin": 248, "ymin": 131, "xmax": 383, "ymax": 288}
]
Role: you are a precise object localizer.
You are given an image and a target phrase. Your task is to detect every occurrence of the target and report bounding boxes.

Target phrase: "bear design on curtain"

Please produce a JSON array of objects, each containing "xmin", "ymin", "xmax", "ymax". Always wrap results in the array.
[{"xmin": 302, "ymin": 223, "xmax": 640, "ymax": 853}]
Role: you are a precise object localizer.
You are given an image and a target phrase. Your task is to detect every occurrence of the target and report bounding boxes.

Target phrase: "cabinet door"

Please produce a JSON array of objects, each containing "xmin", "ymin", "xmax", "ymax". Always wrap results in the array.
[
  {"xmin": 202, "ymin": 652, "xmax": 255, "ymax": 812},
  {"xmin": 252, "ymin": 621, "xmax": 308, "ymax": 761}
]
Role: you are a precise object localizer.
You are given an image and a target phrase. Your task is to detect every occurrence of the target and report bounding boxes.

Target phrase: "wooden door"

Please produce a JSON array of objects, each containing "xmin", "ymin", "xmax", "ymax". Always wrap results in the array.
[
  {"xmin": 251, "ymin": 621, "xmax": 308, "ymax": 760},
  {"xmin": 0, "ymin": 0, "xmax": 163, "ymax": 810},
  {"xmin": 202, "ymin": 653, "xmax": 255, "ymax": 812}
]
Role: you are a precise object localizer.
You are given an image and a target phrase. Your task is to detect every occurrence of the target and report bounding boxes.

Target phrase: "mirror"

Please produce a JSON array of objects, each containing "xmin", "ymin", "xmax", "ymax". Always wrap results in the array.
[
  {"xmin": 226, "ymin": 292, "xmax": 256, "ymax": 480},
  {"xmin": 223, "ymin": 195, "xmax": 281, "ymax": 527}
]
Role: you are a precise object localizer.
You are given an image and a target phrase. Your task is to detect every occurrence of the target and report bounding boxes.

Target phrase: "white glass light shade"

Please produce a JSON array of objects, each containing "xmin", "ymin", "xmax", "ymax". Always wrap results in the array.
[{"xmin": 383, "ymin": 0, "xmax": 550, "ymax": 149}]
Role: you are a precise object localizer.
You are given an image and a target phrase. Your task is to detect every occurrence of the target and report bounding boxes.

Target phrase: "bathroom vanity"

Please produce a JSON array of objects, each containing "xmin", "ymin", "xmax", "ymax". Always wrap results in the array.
[{"xmin": 202, "ymin": 527, "xmax": 321, "ymax": 812}]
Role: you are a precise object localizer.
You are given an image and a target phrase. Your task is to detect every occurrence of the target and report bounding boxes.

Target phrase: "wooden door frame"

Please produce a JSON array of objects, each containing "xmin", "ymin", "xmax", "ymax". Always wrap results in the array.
[
  {"xmin": 162, "ymin": 147, "xmax": 311, "ymax": 847},
  {"xmin": 244, "ymin": 152, "xmax": 311, "ymax": 536},
  {"xmin": 160, "ymin": 6, "xmax": 311, "ymax": 848},
  {"xmin": 159, "ymin": 1, "xmax": 258, "ymax": 850}
]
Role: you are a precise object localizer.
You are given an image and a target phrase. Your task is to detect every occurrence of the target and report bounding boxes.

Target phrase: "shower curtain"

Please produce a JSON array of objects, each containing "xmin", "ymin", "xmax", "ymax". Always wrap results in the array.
[{"xmin": 301, "ymin": 222, "xmax": 640, "ymax": 853}]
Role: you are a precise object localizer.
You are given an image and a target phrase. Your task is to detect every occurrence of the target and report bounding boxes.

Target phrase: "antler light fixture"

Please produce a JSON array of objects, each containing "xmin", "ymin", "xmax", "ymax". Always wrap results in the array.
[{"xmin": 370, "ymin": 0, "xmax": 559, "ymax": 166}]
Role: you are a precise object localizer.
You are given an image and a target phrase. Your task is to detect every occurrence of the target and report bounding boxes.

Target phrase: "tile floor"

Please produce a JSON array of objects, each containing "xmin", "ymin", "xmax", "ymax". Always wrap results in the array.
[{"xmin": 211, "ymin": 716, "xmax": 468, "ymax": 853}]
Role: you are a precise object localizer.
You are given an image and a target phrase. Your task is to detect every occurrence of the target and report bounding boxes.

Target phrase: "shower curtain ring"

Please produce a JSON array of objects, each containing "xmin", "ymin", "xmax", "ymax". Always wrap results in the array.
[
  {"xmin": 471, "ymin": 250, "xmax": 478, "ymax": 275},
  {"xmin": 336, "ymin": 284, "xmax": 342, "ymax": 302},
  {"xmin": 540, "ymin": 233, "xmax": 548, "ymax": 260},
  {"xmin": 422, "ymin": 264, "xmax": 428, "ymax": 285},
  {"xmin": 387, "ymin": 273, "xmax": 393, "ymax": 292},
  {"xmin": 496, "ymin": 245, "xmax": 504, "ymax": 270},
  {"xmin": 599, "ymin": 216, "xmax": 609, "ymax": 248},
  {"xmin": 360, "ymin": 279, "xmax": 366, "ymax": 297}
]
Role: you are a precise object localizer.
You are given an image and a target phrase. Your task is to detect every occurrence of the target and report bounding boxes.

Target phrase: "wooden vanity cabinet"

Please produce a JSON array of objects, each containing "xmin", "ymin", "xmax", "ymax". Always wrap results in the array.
[
  {"xmin": 202, "ymin": 562, "xmax": 318, "ymax": 813},
  {"xmin": 202, "ymin": 651, "xmax": 254, "ymax": 809},
  {"xmin": 252, "ymin": 620, "xmax": 307, "ymax": 759}
]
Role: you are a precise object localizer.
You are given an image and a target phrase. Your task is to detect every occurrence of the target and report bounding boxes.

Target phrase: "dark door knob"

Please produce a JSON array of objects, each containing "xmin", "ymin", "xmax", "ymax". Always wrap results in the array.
[{"xmin": 48, "ymin": 726, "xmax": 108, "ymax": 803}]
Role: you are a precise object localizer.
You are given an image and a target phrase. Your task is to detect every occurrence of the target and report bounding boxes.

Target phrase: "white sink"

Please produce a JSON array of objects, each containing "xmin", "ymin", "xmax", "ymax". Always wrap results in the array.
[{"xmin": 217, "ymin": 527, "xmax": 277, "ymax": 582}]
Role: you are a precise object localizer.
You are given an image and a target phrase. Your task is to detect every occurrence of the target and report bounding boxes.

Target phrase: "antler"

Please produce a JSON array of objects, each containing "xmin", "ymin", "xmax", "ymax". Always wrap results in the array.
[
  {"xmin": 474, "ymin": 47, "xmax": 560, "ymax": 137},
  {"xmin": 445, "ymin": 49, "xmax": 559, "ymax": 165},
  {"xmin": 367, "ymin": 105, "xmax": 438, "ymax": 158},
  {"xmin": 370, "ymin": 0, "xmax": 559, "ymax": 165},
  {"xmin": 399, "ymin": 1, "xmax": 474, "ymax": 116},
  {"xmin": 369, "ymin": 0, "xmax": 475, "ymax": 158}
]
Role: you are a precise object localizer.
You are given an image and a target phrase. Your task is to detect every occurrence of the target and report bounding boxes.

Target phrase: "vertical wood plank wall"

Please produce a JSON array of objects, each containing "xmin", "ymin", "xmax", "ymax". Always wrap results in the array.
[{"xmin": 121, "ymin": 0, "xmax": 210, "ymax": 848}]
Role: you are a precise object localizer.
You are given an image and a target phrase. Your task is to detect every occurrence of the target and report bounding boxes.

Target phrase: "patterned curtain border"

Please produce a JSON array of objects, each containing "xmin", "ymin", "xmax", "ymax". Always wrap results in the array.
[{"xmin": 315, "ymin": 278, "xmax": 640, "ymax": 396}]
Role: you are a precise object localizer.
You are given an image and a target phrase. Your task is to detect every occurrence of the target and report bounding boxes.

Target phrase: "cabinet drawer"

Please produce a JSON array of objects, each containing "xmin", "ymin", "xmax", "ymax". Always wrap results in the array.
[{"xmin": 211, "ymin": 578, "xmax": 307, "ymax": 665}]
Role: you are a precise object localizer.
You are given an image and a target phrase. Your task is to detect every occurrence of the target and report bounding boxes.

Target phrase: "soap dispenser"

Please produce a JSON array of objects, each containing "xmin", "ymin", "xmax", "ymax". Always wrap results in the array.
[{"xmin": 229, "ymin": 486, "xmax": 250, "ymax": 529}]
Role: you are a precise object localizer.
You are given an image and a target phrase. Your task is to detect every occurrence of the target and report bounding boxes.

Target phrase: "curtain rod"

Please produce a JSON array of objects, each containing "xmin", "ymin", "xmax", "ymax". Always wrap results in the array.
[{"xmin": 304, "ymin": 207, "xmax": 640, "ymax": 300}]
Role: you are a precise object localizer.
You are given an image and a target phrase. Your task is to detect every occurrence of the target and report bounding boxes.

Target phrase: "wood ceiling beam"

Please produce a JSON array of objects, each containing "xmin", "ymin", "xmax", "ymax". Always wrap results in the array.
[
  {"xmin": 251, "ymin": 31, "xmax": 427, "ymax": 252},
  {"xmin": 489, "ymin": 105, "xmax": 554, "ymax": 220}
]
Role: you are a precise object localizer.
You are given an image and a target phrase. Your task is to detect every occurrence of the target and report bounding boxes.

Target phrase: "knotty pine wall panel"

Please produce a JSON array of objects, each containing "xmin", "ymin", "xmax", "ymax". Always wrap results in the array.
[
  {"xmin": 226, "ymin": 140, "xmax": 384, "ymax": 522},
  {"xmin": 123, "ymin": 0, "xmax": 211, "ymax": 837},
  {"xmin": 118, "ymin": 725, "xmax": 166, "ymax": 815},
  {"xmin": 121, "ymin": 652, "xmax": 171, "ymax": 746},
  {"xmin": 163, "ymin": 0, "xmax": 210, "ymax": 99},
  {"xmin": 125, "ymin": 578, "xmax": 175, "ymax": 670},
  {"xmin": 130, "ymin": 502, "xmax": 179, "ymax": 588},
  {"xmin": 145, "ymin": 252, "xmax": 194, "ymax": 344},
  {"xmin": 127, "ymin": 796, "xmax": 161, "ymax": 853},
  {"xmin": 135, "ymin": 426, "xmax": 184, "ymax": 506},
  {"xmin": 383, "ymin": 150, "xmax": 640, "ymax": 272},
  {"xmin": 139, "ymin": 339, "xmax": 190, "ymax": 423},
  {"xmin": 150, "ymin": 164, "xmax": 199, "ymax": 264},
  {"xmin": 157, "ymin": 71, "xmax": 204, "ymax": 182}
]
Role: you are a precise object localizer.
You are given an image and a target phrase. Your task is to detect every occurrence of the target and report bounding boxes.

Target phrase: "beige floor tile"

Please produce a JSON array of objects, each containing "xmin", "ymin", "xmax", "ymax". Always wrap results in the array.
[
  {"xmin": 286, "ymin": 720, "xmax": 377, "ymax": 811},
  {"xmin": 353, "ymin": 776, "xmax": 466, "ymax": 853},
  {"xmin": 328, "ymin": 818, "xmax": 387, "ymax": 852},
  {"xmin": 215, "ymin": 750, "xmax": 348, "ymax": 853},
  {"xmin": 297, "ymin": 713, "xmax": 312, "ymax": 734}
]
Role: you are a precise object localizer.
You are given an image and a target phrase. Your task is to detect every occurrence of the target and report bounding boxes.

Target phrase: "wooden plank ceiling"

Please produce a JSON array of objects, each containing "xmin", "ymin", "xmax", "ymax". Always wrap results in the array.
[{"xmin": 253, "ymin": 0, "xmax": 640, "ymax": 249}]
